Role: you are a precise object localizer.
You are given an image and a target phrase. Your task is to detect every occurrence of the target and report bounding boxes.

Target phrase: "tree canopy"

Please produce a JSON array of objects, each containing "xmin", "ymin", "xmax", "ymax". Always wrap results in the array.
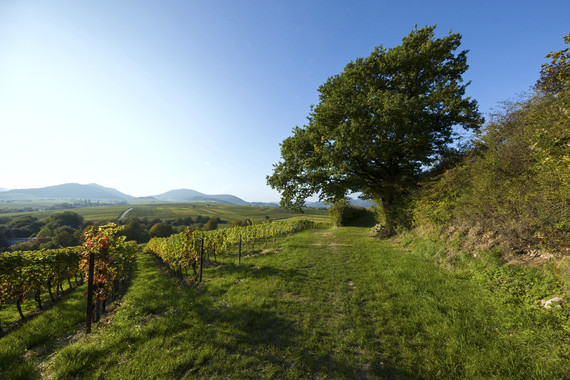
[
  {"xmin": 267, "ymin": 25, "xmax": 483, "ymax": 231},
  {"xmin": 535, "ymin": 33, "xmax": 570, "ymax": 95}
]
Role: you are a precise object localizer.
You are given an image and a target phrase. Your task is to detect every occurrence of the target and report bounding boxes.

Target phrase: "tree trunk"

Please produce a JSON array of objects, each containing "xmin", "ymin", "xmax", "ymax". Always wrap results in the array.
[{"xmin": 378, "ymin": 188, "xmax": 410, "ymax": 236}]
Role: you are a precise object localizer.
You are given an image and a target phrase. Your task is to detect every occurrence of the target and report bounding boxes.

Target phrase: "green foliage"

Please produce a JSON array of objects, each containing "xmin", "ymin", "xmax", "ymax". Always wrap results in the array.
[
  {"xmin": 7, "ymin": 216, "xmax": 44, "ymax": 238},
  {"xmin": 47, "ymin": 211, "xmax": 85, "ymax": 230},
  {"xmin": 203, "ymin": 218, "xmax": 218, "ymax": 231},
  {"xmin": 413, "ymin": 34, "xmax": 570, "ymax": 252},
  {"xmin": 120, "ymin": 220, "xmax": 150, "ymax": 243},
  {"xmin": 232, "ymin": 218, "xmax": 252, "ymax": 227},
  {"xmin": 413, "ymin": 86, "xmax": 570, "ymax": 251},
  {"xmin": 268, "ymin": 25, "xmax": 482, "ymax": 232},
  {"xmin": 146, "ymin": 219, "xmax": 324, "ymax": 281},
  {"xmin": 536, "ymin": 33, "xmax": 570, "ymax": 95},
  {"xmin": 52, "ymin": 230, "xmax": 79, "ymax": 247}
]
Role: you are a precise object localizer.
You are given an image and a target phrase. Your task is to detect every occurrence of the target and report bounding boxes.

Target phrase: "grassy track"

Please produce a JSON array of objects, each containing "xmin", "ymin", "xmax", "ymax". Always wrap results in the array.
[{"xmin": 2, "ymin": 225, "xmax": 568, "ymax": 378}]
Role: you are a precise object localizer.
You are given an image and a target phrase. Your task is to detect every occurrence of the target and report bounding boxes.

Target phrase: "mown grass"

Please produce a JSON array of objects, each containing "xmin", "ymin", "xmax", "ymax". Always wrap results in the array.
[{"xmin": 28, "ymin": 225, "xmax": 567, "ymax": 379}]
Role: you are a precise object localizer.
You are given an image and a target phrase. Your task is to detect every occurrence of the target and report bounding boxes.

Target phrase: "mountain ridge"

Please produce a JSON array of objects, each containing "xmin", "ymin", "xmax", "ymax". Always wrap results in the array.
[
  {"xmin": 0, "ymin": 183, "xmax": 256, "ymax": 206},
  {"xmin": 0, "ymin": 183, "xmax": 371, "ymax": 208},
  {"xmin": 1, "ymin": 183, "xmax": 130, "ymax": 201},
  {"xmin": 152, "ymin": 189, "xmax": 249, "ymax": 205}
]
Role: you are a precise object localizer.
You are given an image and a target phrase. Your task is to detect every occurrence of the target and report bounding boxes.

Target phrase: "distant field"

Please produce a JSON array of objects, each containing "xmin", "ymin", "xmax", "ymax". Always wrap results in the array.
[
  {"xmin": 123, "ymin": 203, "xmax": 328, "ymax": 224},
  {"xmin": 0, "ymin": 202, "xmax": 329, "ymax": 224},
  {"xmin": 0, "ymin": 204, "xmax": 126, "ymax": 221}
]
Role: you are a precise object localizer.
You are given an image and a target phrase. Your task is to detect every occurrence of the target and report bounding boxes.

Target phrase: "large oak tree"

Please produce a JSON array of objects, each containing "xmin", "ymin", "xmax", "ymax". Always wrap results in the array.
[{"xmin": 267, "ymin": 26, "xmax": 483, "ymax": 231}]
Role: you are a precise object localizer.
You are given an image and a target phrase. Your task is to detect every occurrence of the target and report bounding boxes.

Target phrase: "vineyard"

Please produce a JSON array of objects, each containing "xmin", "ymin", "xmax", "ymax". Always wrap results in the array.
[
  {"xmin": 145, "ymin": 219, "xmax": 325, "ymax": 282},
  {"xmin": 0, "ymin": 219, "xmax": 323, "ymax": 334}
]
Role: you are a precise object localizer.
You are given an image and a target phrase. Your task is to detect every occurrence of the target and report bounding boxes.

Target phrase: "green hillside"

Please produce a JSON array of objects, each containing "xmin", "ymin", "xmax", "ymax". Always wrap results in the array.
[{"xmin": 0, "ymin": 203, "xmax": 328, "ymax": 224}]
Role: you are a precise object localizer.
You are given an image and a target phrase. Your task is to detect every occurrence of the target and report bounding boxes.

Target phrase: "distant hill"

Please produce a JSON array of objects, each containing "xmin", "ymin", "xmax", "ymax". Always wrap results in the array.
[
  {"xmin": 0, "ymin": 187, "xmax": 9, "ymax": 192},
  {"xmin": 152, "ymin": 189, "xmax": 249, "ymax": 205},
  {"xmin": 0, "ymin": 183, "xmax": 133, "ymax": 201},
  {"xmin": 0, "ymin": 183, "xmax": 376, "ymax": 209},
  {"xmin": 0, "ymin": 184, "xmax": 253, "ymax": 206}
]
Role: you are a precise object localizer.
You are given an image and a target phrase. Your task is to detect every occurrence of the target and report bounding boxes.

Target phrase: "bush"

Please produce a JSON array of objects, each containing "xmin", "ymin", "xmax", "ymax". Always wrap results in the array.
[
  {"xmin": 149, "ymin": 223, "xmax": 174, "ymax": 238},
  {"xmin": 203, "ymin": 218, "xmax": 218, "ymax": 231},
  {"xmin": 328, "ymin": 200, "xmax": 373, "ymax": 227}
]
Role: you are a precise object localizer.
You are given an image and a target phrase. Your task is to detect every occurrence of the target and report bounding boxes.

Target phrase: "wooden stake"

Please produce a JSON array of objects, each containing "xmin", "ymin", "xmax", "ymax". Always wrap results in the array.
[
  {"xmin": 199, "ymin": 238, "xmax": 204, "ymax": 283},
  {"xmin": 238, "ymin": 236, "xmax": 242, "ymax": 265},
  {"xmin": 86, "ymin": 251, "xmax": 95, "ymax": 334}
]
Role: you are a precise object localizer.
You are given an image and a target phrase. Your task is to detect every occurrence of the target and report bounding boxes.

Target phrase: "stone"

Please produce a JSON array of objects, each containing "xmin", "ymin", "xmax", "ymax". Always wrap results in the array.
[{"xmin": 541, "ymin": 296, "xmax": 564, "ymax": 309}]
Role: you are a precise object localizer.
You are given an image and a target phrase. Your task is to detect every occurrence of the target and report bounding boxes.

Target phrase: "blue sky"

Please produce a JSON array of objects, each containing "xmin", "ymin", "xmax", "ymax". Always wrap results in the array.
[{"xmin": 1, "ymin": 1, "xmax": 568, "ymax": 201}]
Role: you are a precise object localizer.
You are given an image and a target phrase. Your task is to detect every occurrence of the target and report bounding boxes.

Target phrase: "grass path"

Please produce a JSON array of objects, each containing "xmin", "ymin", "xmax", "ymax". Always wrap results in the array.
[{"xmin": 4, "ymin": 226, "xmax": 568, "ymax": 378}]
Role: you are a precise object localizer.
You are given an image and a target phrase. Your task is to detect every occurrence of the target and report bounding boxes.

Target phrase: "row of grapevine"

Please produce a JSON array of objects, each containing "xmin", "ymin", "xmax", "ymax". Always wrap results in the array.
[
  {"xmin": 82, "ymin": 223, "xmax": 138, "ymax": 303},
  {"xmin": 81, "ymin": 223, "xmax": 138, "ymax": 332},
  {"xmin": 0, "ymin": 247, "xmax": 82, "ymax": 332},
  {"xmin": 0, "ymin": 223, "xmax": 138, "ymax": 334},
  {"xmin": 146, "ymin": 219, "xmax": 325, "ymax": 280}
]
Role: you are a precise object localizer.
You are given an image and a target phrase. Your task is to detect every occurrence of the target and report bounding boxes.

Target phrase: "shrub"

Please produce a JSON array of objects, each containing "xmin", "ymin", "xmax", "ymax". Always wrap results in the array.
[
  {"xmin": 413, "ymin": 87, "xmax": 570, "ymax": 252},
  {"xmin": 328, "ymin": 200, "xmax": 373, "ymax": 227}
]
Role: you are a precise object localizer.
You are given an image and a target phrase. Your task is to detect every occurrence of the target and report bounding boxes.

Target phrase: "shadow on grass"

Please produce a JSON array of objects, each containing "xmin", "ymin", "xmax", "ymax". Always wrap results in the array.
[
  {"xmin": 209, "ymin": 260, "xmax": 307, "ymax": 282},
  {"xmin": 347, "ymin": 213, "xmax": 378, "ymax": 228}
]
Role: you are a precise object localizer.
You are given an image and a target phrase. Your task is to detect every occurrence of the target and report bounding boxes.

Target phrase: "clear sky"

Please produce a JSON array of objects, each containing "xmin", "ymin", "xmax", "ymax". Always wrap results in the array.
[{"xmin": 1, "ymin": 1, "xmax": 568, "ymax": 201}]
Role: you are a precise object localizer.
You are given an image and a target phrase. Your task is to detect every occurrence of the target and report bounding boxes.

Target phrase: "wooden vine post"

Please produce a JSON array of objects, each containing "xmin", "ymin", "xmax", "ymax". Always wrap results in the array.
[
  {"xmin": 199, "ymin": 238, "xmax": 204, "ymax": 283},
  {"xmin": 85, "ymin": 251, "xmax": 95, "ymax": 334},
  {"xmin": 238, "ymin": 235, "xmax": 242, "ymax": 264}
]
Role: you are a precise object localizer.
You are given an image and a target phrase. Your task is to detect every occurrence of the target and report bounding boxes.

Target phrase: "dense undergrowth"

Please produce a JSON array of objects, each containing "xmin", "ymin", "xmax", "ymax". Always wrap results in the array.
[{"xmin": 410, "ymin": 35, "xmax": 569, "ymax": 260}]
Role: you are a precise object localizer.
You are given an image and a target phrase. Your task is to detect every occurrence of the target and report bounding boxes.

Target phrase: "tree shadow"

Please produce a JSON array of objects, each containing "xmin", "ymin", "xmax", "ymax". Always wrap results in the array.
[{"xmin": 50, "ymin": 253, "xmax": 413, "ymax": 379}]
